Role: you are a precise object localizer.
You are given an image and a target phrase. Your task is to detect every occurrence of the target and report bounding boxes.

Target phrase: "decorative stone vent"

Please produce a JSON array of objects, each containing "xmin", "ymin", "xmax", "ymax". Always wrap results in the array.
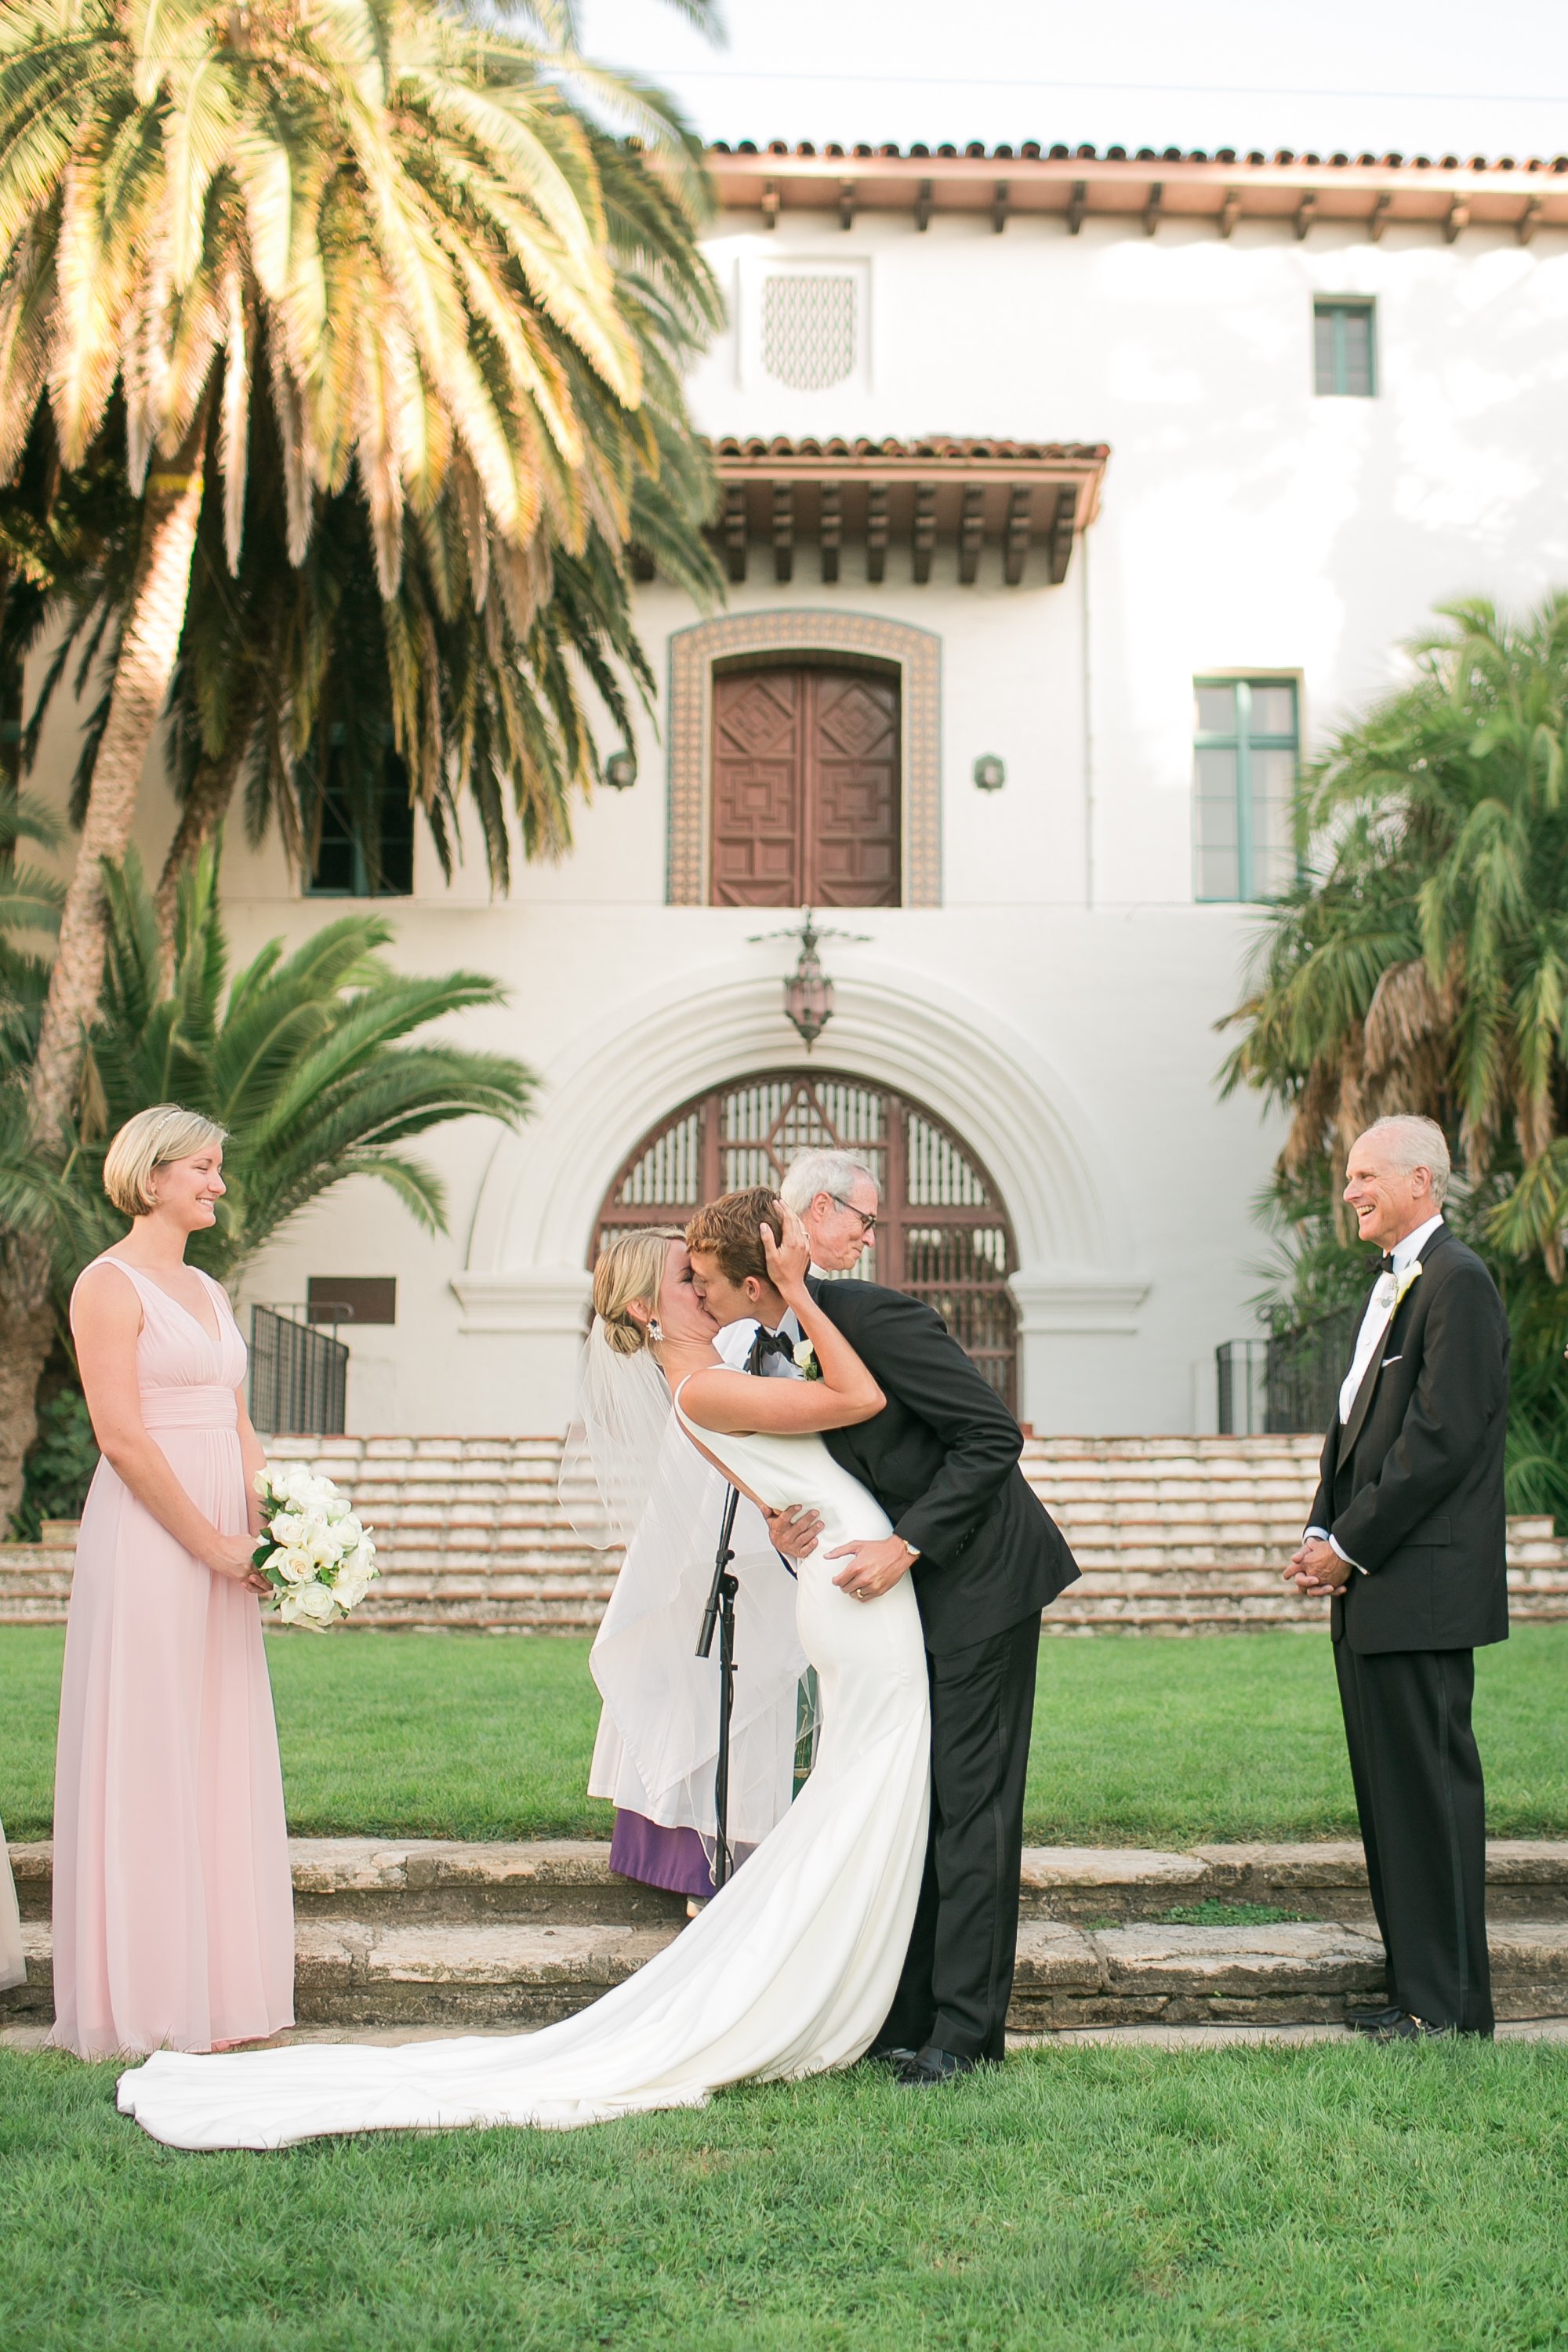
[{"xmin": 761, "ymin": 273, "xmax": 857, "ymax": 390}]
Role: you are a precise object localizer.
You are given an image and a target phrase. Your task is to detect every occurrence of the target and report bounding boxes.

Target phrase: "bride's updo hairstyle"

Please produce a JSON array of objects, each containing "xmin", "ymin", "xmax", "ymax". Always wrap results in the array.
[{"xmin": 591, "ymin": 1227, "xmax": 684, "ymax": 1356}]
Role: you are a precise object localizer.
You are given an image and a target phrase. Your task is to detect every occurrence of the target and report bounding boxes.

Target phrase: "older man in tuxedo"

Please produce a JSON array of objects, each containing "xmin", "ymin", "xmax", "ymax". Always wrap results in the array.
[{"xmin": 1287, "ymin": 1114, "xmax": 1509, "ymax": 2039}]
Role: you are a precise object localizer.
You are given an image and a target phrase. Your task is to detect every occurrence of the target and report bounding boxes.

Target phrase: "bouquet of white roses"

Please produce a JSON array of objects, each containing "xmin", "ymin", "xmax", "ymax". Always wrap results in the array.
[{"xmin": 252, "ymin": 1461, "xmax": 379, "ymax": 1628}]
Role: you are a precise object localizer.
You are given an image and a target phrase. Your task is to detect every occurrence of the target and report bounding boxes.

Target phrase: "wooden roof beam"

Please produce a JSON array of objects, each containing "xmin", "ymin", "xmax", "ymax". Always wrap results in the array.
[
  {"xmin": 915, "ymin": 176, "xmax": 933, "ymax": 231},
  {"xmin": 1067, "ymin": 178, "xmax": 1087, "ymax": 234},
  {"xmin": 1218, "ymin": 188, "xmax": 1242, "ymax": 238},
  {"xmin": 958, "ymin": 485, "xmax": 986, "ymax": 583},
  {"xmin": 838, "ymin": 178, "xmax": 855, "ymax": 231},
  {"xmin": 1294, "ymin": 190, "xmax": 1318, "ymax": 240},
  {"xmin": 1368, "ymin": 191, "xmax": 1393, "ymax": 241},
  {"xmin": 1445, "ymin": 193, "xmax": 1471, "ymax": 241},
  {"xmin": 1520, "ymin": 194, "xmax": 1544, "ymax": 244},
  {"xmin": 866, "ymin": 485, "xmax": 889, "ymax": 583},
  {"xmin": 771, "ymin": 482, "xmax": 795, "ymax": 583},
  {"xmin": 1143, "ymin": 181, "xmax": 1163, "ymax": 237},
  {"xmin": 1003, "ymin": 485, "xmax": 1033, "ymax": 586},
  {"xmin": 1047, "ymin": 485, "xmax": 1078, "ymax": 586},
  {"xmin": 723, "ymin": 485, "xmax": 747, "ymax": 583},
  {"xmin": 818, "ymin": 482, "xmax": 841, "ymax": 584},
  {"xmin": 913, "ymin": 484, "xmax": 937, "ymax": 584},
  {"xmin": 761, "ymin": 176, "xmax": 780, "ymax": 230},
  {"xmin": 993, "ymin": 179, "xmax": 1010, "ymax": 234}
]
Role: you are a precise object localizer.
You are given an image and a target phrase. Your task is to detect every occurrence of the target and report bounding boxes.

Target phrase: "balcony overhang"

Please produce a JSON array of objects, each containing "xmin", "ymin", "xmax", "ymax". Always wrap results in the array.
[
  {"xmin": 706, "ymin": 143, "xmax": 1568, "ymax": 243},
  {"xmin": 704, "ymin": 436, "xmax": 1109, "ymax": 588}
]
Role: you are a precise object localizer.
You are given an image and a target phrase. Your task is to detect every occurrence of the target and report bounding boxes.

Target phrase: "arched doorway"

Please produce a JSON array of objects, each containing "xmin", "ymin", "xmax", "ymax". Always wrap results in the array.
[{"xmin": 593, "ymin": 1069, "xmax": 1019, "ymax": 1406}]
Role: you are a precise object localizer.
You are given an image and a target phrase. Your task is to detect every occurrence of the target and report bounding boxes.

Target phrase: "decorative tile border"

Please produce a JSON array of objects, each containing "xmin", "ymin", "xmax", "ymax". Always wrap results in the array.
[{"xmin": 666, "ymin": 609, "xmax": 942, "ymax": 906}]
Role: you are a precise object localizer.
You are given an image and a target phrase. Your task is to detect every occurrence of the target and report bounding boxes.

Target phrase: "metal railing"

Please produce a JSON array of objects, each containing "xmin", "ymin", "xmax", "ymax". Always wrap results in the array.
[
  {"xmin": 250, "ymin": 1303, "xmax": 349, "ymax": 1434},
  {"xmin": 1217, "ymin": 1302, "xmax": 1360, "ymax": 1436}
]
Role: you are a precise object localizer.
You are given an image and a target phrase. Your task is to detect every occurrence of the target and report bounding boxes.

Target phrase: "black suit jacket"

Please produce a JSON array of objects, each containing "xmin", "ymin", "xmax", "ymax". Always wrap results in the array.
[
  {"xmin": 806, "ymin": 1276, "xmax": 1079, "ymax": 1653},
  {"xmin": 1308, "ymin": 1223, "xmax": 1510, "ymax": 1654}
]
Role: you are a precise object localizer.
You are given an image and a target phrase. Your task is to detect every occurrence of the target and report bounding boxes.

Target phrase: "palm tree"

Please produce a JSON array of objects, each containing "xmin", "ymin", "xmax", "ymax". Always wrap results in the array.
[
  {"xmin": 1221, "ymin": 593, "xmax": 1568, "ymax": 1512},
  {"xmin": 1224, "ymin": 597, "xmax": 1568, "ymax": 1239},
  {"xmin": 77, "ymin": 844, "xmax": 534, "ymax": 1276},
  {"xmin": 146, "ymin": 113, "xmax": 722, "ymax": 947},
  {"xmin": 2, "ymin": 838, "xmax": 535, "ymax": 1524},
  {"xmin": 0, "ymin": 0, "xmax": 717, "ymax": 1497}
]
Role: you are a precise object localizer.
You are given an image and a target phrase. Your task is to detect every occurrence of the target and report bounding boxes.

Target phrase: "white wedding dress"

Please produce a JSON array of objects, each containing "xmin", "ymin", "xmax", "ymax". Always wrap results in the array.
[{"xmin": 117, "ymin": 1400, "xmax": 931, "ymax": 2148}]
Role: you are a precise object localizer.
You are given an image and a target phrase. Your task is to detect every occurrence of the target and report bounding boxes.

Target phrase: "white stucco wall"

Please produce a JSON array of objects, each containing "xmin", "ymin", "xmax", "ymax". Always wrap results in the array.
[{"xmin": 27, "ymin": 201, "xmax": 1568, "ymax": 1436}]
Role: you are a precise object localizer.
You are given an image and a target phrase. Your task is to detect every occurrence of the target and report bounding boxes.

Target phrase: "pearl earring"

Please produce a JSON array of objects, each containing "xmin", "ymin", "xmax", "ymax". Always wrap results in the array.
[{"xmin": 648, "ymin": 1318, "xmax": 664, "ymax": 1343}]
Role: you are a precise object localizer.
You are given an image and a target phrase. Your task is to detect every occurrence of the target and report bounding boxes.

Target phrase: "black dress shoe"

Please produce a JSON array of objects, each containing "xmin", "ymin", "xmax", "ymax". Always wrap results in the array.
[
  {"xmin": 861, "ymin": 2045, "xmax": 919, "ymax": 2073},
  {"xmin": 1368, "ymin": 2009, "xmax": 1457, "ymax": 2042},
  {"xmin": 1345, "ymin": 2005, "xmax": 1405, "ymax": 2034},
  {"xmin": 896, "ymin": 2045, "xmax": 982, "ymax": 2087}
]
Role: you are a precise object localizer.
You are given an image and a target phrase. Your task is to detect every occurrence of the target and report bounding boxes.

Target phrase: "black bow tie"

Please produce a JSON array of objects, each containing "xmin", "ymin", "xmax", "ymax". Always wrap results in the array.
[
  {"xmin": 1380, "ymin": 1255, "xmax": 1396, "ymax": 1276},
  {"xmin": 747, "ymin": 1326, "xmax": 794, "ymax": 1373}
]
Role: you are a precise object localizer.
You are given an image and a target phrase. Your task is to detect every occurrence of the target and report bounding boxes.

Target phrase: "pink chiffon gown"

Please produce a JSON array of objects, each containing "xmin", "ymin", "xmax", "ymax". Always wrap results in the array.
[{"xmin": 49, "ymin": 1256, "xmax": 295, "ymax": 2059}]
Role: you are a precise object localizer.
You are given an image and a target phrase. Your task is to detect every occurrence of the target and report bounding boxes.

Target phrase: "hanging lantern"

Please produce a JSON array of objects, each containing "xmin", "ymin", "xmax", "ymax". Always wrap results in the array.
[
  {"xmin": 751, "ymin": 909, "xmax": 868, "ymax": 1053},
  {"xmin": 783, "ymin": 916, "xmax": 833, "ymax": 1048}
]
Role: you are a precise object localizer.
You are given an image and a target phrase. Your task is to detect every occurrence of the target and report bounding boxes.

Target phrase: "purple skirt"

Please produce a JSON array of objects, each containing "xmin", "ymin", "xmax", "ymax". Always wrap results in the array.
[{"xmin": 608, "ymin": 1812, "xmax": 713, "ymax": 1900}]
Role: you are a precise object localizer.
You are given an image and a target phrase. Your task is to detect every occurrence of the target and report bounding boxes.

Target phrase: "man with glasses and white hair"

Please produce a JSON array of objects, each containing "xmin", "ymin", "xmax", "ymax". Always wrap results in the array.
[
  {"xmin": 1286, "ymin": 1113, "xmax": 1510, "ymax": 2040},
  {"xmin": 779, "ymin": 1149, "xmax": 881, "ymax": 1276}
]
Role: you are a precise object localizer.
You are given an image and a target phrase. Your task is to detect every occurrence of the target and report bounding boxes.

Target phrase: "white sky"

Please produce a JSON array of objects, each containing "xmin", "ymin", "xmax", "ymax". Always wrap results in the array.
[{"xmin": 577, "ymin": 0, "xmax": 1568, "ymax": 162}]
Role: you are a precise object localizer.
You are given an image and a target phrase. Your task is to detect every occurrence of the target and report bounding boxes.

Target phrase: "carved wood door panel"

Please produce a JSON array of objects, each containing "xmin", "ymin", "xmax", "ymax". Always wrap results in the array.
[{"xmin": 711, "ymin": 665, "xmax": 900, "ymax": 907}]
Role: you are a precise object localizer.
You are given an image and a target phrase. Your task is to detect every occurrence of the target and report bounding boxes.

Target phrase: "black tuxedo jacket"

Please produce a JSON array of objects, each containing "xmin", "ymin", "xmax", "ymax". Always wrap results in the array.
[
  {"xmin": 1308, "ymin": 1222, "xmax": 1510, "ymax": 1654},
  {"xmin": 805, "ymin": 1275, "xmax": 1079, "ymax": 1653}
]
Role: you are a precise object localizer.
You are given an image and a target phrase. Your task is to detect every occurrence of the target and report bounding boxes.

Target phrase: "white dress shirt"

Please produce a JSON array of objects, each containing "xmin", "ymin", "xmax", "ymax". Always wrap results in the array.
[{"xmin": 1308, "ymin": 1213, "xmax": 1444, "ymax": 1568}]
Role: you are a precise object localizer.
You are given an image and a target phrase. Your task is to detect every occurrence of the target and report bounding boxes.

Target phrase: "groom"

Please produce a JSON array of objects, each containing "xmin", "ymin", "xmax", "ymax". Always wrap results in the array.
[{"xmin": 685, "ymin": 1181, "xmax": 1079, "ymax": 2084}]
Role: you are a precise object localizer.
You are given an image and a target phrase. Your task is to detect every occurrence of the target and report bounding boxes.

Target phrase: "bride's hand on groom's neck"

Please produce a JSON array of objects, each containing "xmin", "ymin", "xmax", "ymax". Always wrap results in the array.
[{"xmin": 762, "ymin": 1210, "xmax": 811, "ymax": 1299}]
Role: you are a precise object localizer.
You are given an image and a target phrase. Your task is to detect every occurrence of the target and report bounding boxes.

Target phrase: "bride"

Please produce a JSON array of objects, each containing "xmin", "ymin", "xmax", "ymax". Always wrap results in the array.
[{"xmin": 118, "ymin": 1207, "xmax": 931, "ymax": 2148}]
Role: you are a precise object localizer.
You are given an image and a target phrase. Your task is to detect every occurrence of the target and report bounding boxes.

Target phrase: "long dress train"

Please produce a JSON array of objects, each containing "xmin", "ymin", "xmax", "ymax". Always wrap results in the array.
[
  {"xmin": 51, "ymin": 1258, "xmax": 295, "ymax": 2058},
  {"xmin": 117, "ymin": 1403, "xmax": 929, "ymax": 2146}
]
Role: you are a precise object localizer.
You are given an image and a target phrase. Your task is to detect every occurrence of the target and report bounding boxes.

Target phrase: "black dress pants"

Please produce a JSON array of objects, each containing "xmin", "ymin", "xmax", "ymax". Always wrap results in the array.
[
  {"xmin": 876, "ymin": 1610, "xmax": 1040, "ymax": 2063},
  {"xmin": 1334, "ymin": 1639, "xmax": 1493, "ymax": 2035}
]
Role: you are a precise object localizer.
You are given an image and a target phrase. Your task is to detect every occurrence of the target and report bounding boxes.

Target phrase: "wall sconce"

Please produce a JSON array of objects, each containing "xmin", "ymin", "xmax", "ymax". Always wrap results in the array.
[
  {"xmin": 604, "ymin": 748, "xmax": 637, "ymax": 790},
  {"xmin": 972, "ymin": 753, "xmax": 1006, "ymax": 792}
]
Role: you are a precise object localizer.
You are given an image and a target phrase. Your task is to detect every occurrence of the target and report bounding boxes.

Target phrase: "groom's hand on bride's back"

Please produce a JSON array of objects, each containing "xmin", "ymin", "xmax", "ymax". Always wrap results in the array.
[{"xmin": 764, "ymin": 1504, "xmax": 822, "ymax": 1559}]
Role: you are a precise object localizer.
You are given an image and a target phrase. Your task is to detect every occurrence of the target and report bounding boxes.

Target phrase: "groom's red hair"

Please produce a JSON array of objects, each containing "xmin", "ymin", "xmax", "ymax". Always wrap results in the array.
[{"xmin": 684, "ymin": 1188, "xmax": 785, "ymax": 1287}]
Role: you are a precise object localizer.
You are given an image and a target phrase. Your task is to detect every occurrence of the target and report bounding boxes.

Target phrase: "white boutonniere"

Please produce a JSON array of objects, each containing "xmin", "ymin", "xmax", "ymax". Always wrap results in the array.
[
  {"xmin": 1393, "ymin": 1259, "xmax": 1423, "ymax": 1307},
  {"xmin": 793, "ymin": 1338, "xmax": 822, "ymax": 1381}
]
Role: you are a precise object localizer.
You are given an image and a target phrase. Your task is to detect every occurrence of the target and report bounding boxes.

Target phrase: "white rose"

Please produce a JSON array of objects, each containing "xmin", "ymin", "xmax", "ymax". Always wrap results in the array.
[
  {"xmin": 333, "ymin": 1566, "xmax": 373, "ymax": 1610},
  {"xmin": 267, "ymin": 1510, "xmax": 304, "ymax": 1545},
  {"xmin": 268, "ymin": 1545, "xmax": 315, "ymax": 1586},
  {"xmin": 252, "ymin": 1468, "xmax": 274, "ymax": 1501},
  {"xmin": 336, "ymin": 1540, "xmax": 376, "ymax": 1581},
  {"xmin": 291, "ymin": 1579, "xmax": 339, "ymax": 1625},
  {"xmin": 307, "ymin": 1526, "xmax": 343, "ymax": 1567},
  {"xmin": 332, "ymin": 1514, "xmax": 363, "ymax": 1548}
]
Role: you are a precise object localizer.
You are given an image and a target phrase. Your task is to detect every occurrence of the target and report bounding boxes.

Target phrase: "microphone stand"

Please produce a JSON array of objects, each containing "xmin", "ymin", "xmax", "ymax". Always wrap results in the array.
[{"xmin": 695, "ymin": 1484, "xmax": 741, "ymax": 1889}]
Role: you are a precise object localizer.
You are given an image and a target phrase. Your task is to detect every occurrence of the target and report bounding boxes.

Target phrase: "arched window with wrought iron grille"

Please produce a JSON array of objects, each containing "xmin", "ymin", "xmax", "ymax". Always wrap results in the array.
[{"xmin": 593, "ymin": 1071, "xmax": 1018, "ymax": 1406}]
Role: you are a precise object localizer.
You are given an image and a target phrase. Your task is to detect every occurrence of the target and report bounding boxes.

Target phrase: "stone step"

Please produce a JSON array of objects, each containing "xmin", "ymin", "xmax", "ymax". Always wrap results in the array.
[
  {"xmin": 8, "ymin": 1911, "xmax": 1564, "ymax": 2032},
  {"xmin": 7, "ymin": 1425, "xmax": 1566, "ymax": 1631},
  {"xmin": 13, "ymin": 1838, "xmax": 1568, "ymax": 1927}
]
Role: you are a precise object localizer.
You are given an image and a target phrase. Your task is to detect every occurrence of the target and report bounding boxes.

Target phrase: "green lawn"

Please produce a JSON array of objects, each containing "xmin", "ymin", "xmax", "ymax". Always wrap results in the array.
[
  {"xmin": 3, "ymin": 2042, "xmax": 1566, "ymax": 2350},
  {"xmin": 5, "ymin": 1623, "xmax": 1567, "ymax": 1846}
]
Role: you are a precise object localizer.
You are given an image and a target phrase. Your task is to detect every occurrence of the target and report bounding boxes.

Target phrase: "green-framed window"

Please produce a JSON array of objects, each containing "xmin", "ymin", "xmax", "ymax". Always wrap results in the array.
[
  {"xmin": 1313, "ymin": 299, "xmax": 1375, "ymax": 397},
  {"xmin": 1193, "ymin": 678, "xmax": 1300, "ymax": 904}
]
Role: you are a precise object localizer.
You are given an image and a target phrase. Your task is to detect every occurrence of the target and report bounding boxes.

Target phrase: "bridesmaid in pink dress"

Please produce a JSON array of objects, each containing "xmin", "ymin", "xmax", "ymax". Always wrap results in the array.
[{"xmin": 50, "ymin": 1104, "xmax": 294, "ymax": 2058}]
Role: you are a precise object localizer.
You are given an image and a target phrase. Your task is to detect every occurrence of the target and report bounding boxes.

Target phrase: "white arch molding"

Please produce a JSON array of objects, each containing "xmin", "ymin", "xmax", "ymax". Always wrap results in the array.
[{"xmin": 454, "ymin": 960, "xmax": 1149, "ymax": 1427}]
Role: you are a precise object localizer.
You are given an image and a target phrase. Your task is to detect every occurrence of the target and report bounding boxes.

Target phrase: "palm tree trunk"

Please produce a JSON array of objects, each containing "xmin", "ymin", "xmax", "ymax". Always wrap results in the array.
[
  {"xmin": 0, "ymin": 1234, "xmax": 53, "ymax": 1537},
  {"xmin": 0, "ymin": 404, "xmax": 210, "ymax": 1533},
  {"xmin": 27, "ymin": 403, "xmax": 209, "ymax": 1153},
  {"xmin": 153, "ymin": 666, "xmax": 263, "ymax": 979}
]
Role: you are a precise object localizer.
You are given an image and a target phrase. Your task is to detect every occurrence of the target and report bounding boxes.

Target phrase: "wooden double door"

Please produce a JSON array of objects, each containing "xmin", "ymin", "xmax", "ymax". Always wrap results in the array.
[{"xmin": 711, "ymin": 662, "xmax": 901, "ymax": 907}]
